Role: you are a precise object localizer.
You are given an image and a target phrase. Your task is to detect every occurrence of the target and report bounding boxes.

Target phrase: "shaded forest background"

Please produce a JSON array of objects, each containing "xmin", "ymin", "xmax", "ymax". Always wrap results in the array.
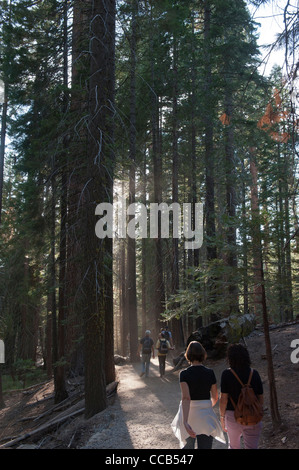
[{"xmin": 0, "ymin": 0, "xmax": 298, "ymax": 421}]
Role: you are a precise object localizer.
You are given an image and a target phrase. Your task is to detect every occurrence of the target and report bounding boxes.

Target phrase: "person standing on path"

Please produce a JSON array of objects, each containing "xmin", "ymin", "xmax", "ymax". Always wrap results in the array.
[
  {"xmin": 171, "ymin": 341, "xmax": 225, "ymax": 449},
  {"xmin": 156, "ymin": 332, "xmax": 173, "ymax": 377},
  {"xmin": 219, "ymin": 343, "xmax": 264, "ymax": 449},
  {"xmin": 137, "ymin": 330, "xmax": 155, "ymax": 378}
]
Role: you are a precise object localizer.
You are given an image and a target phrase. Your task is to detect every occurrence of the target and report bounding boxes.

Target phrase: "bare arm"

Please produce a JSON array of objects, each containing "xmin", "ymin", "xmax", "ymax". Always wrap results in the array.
[
  {"xmin": 210, "ymin": 383, "xmax": 218, "ymax": 407},
  {"xmin": 180, "ymin": 382, "xmax": 196, "ymax": 438},
  {"xmin": 219, "ymin": 392, "xmax": 228, "ymax": 432}
]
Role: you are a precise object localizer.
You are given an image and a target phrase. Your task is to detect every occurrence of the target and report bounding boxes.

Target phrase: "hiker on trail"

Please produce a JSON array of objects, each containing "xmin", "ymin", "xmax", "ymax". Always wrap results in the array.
[
  {"xmin": 161, "ymin": 326, "xmax": 173, "ymax": 348},
  {"xmin": 156, "ymin": 332, "xmax": 173, "ymax": 377},
  {"xmin": 171, "ymin": 341, "xmax": 225, "ymax": 449},
  {"xmin": 219, "ymin": 343, "xmax": 264, "ymax": 449},
  {"xmin": 138, "ymin": 330, "xmax": 155, "ymax": 378}
]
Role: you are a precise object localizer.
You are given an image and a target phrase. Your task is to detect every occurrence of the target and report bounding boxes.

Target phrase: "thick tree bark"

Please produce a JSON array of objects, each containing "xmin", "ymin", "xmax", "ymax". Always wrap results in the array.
[
  {"xmin": 83, "ymin": 0, "xmax": 116, "ymax": 418},
  {"xmin": 55, "ymin": 0, "xmax": 70, "ymax": 404},
  {"xmin": 65, "ymin": 0, "xmax": 89, "ymax": 377}
]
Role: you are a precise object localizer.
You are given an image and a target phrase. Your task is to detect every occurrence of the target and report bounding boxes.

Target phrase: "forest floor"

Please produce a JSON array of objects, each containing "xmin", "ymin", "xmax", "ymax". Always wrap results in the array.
[{"xmin": 0, "ymin": 321, "xmax": 298, "ymax": 451}]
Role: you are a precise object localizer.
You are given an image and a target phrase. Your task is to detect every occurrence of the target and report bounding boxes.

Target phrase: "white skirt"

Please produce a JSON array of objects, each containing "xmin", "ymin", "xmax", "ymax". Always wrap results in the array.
[{"xmin": 171, "ymin": 400, "xmax": 226, "ymax": 448}]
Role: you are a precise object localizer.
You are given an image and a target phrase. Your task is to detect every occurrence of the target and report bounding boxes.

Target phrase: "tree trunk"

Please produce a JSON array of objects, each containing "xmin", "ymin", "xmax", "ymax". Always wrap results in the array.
[
  {"xmin": 249, "ymin": 151, "xmax": 281, "ymax": 428},
  {"xmin": 141, "ymin": 152, "xmax": 147, "ymax": 335},
  {"xmin": 65, "ymin": 0, "xmax": 89, "ymax": 377},
  {"xmin": 284, "ymin": 190, "xmax": 293, "ymax": 320},
  {"xmin": 282, "ymin": 148, "xmax": 293, "ymax": 320},
  {"xmin": 150, "ymin": 6, "xmax": 165, "ymax": 336},
  {"xmin": 127, "ymin": 0, "xmax": 138, "ymax": 363},
  {"xmin": 203, "ymin": 1, "xmax": 218, "ymax": 323},
  {"xmin": 203, "ymin": 1, "xmax": 216, "ymax": 264},
  {"xmin": 51, "ymin": 163, "xmax": 58, "ymax": 390},
  {"xmin": 260, "ymin": 265, "xmax": 281, "ymax": 428},
  {"xmin": 0, "ymin": 82, "xmax": 7, "ymax": 225},
  {"xmin": 171, "ymin": 34, "xmax": 184, "ymax": 347},
  {"xmin": 105, "ymin": 234, "xmax": 115, "ymax": 385},
  {"xmin": 0, "ymin": 0, "xmax": 11, "ymax": 225},
  {"xmin": 55, "ymin": 0, "xmax": 70, "ymax": 404},
  {"xmin": 172, "ymin": 36, "xmax": 179, "ymax": 298},
  {"xmin": 249, "ymin": 150, "xmax": 263, "ymax": 321},
  {"xmin": 190, "ymin": 11, "xmax": 199, "ymax": 269},
  {"xmin": 45, "ymin": 298, "xmax": 52, "ymax": 379},
  {"xmin": 120, "ymin": 180, "xmax": 128, "ymax": 357},
  {"xmin": 84, "ymin": 0, "xmax": 116, "ymax": 418},
  {"xmin": 241, "ymin": 168, "xmax": 249, "ymax": 314},
  {"xmin": 0, "ymin": 367, "xmax": 5, "ymax": 409},
  {"xmin": 224, "ymin": 87, "xmax": 238, "ymax": 314}
]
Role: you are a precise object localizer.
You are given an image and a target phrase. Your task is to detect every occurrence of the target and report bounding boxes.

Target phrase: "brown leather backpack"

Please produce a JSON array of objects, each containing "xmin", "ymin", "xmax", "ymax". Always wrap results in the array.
[{"xmin": 229, "ymin": 368, "xmax": 263, "ymax": 426}]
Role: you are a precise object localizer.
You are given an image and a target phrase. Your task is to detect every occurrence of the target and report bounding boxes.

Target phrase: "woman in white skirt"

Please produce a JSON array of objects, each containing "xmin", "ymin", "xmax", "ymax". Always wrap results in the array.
[{"xmin": 171, "ymin": 341, "xmax": 225, "ymax": 449}]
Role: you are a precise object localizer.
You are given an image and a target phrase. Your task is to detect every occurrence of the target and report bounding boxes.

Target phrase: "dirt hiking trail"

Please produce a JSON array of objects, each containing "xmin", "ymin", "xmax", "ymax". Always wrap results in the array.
[
  {"xmin": 81, "ymin": 322, "xmax": 299, "ymax": 450},
  {"xmin": 0, "ymin": 323, "xmax": 298, "ymax": 449},
  {"xmin": 81, "ymin": 353, "xmax": 227, "ymax": 449}
]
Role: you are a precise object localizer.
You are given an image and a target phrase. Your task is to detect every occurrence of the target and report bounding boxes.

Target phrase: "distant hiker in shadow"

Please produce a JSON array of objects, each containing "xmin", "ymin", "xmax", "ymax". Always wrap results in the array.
[
  {"xmin": 171, "ymin": 341, "xmax": 225, "ymax": 449},
  {"xmin": 137, "ymin": 330, "xmax": 155, "ymax": 378},
  {"xmin": 161, "ymin": 325, "xmax": 173, "ymax": 348},
  {"xmin": 156, "ymin": 332, "xmax": 173, "ymax": 377}
]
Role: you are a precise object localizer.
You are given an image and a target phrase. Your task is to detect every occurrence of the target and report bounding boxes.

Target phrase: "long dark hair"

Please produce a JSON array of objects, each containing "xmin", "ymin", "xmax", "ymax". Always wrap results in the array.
[{"xmin": 227, "ymin": 343, "xmax": 251, "ymax": 369}]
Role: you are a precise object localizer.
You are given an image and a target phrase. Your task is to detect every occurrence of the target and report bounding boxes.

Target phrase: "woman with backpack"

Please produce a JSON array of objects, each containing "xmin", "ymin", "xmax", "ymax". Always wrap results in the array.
[
  {"xmin": 219, "ymin": 343, "xmax": 264, "ymax": 449},
  {"xmin": 171, "ymin": 341, "xmax": 225, "ymax": 449}
]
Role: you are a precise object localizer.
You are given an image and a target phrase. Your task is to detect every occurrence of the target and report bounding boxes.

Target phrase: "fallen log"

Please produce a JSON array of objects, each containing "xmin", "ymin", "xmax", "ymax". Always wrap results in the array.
[
  {"xmin": 0, "ymin": 406, "xmax": 85, "ymax": 448},
  {"xmin": 172, "ymin": 353, "xmax": 188, "ymax": 371},
  {"xmin": 106, "ymin": 381, "xmax": 118, "ymax": 397},
  {"xmin": 31, "ymin": 392, "xmax": 85, "ymax": 422},
  {"xmin": 114, "ymin": 355, "xmax": 128, "ymax": 365},
  {"xmin": 3, "ymin": 380, "xmax": 52, "ymax": 397},
  {"xmin": 24, "ymin": 394, "xmax": 54, "ymax": 408},
  {"xmin": 187, "ymin": 314, "xmax": 256, "ymax": 359},
  {"xmin": 0, "ymin": 381, "xmax": 118, "ymax": 449}
]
